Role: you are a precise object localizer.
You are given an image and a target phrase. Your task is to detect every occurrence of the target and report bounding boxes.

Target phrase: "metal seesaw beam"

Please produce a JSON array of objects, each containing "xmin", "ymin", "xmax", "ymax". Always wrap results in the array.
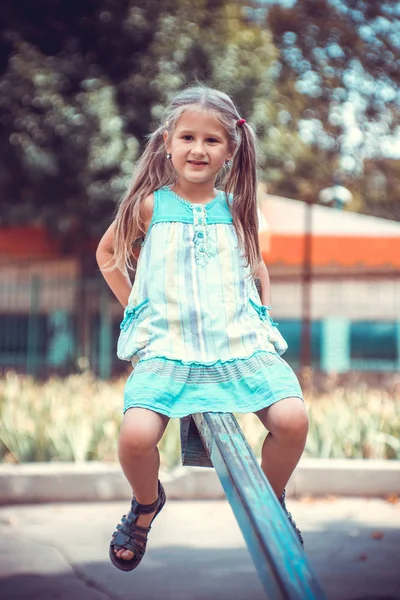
[{"xmin": 181, "ymin": 412, "xmax": 326, "ymax": 600}]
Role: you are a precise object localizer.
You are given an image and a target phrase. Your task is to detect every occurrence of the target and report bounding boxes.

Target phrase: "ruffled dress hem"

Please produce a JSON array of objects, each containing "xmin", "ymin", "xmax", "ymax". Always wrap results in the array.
[
  {"xmin": 123, "ymin": 392, "xmax": 303, "ymax": 419},
  {"xmin": 123, "ymin": 350, "xmax": 303, "ymax": 417}
]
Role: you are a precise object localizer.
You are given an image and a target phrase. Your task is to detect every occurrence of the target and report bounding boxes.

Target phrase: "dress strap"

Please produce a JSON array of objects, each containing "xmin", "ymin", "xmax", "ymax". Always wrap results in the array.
[
  {"xmin": 150, "ymin": 186, "xmax": 195, "ymax": 224},
  {"xmin": 151, "ymin": 188, "xmax": 162, "ymax": 223}
]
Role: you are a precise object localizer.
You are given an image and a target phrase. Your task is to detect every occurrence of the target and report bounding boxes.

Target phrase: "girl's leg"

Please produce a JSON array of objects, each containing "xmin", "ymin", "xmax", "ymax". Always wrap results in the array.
[
  {"xmin": 115, "ymin": 407, "xmax": 169, "ymax": 560},
  {"xmin": 255, "ymin": 397, "xmax": 308, "ymax": 498}
]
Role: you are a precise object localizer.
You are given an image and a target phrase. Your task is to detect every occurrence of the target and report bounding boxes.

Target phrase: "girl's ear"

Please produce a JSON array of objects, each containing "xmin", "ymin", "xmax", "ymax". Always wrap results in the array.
[
  {"xmin": 163, "ymin": 130, "xmax": 171, "ymax": 153},
  {"xmin": 227, "ymin": 143, "xmax": 236, "ymax": 161}
]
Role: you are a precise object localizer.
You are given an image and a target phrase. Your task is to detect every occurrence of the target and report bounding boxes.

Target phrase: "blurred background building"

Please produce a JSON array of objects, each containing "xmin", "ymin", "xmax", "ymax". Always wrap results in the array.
[{"xmin": 2, "ymin": 185, "xmax": 400, "ymax": 377}]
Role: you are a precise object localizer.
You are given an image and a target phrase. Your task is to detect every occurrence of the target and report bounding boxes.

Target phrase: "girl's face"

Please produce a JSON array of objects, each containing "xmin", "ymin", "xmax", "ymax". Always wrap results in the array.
[{"xmin": 164, "ymin": 108, "xmax": 232, "ymax": 187}]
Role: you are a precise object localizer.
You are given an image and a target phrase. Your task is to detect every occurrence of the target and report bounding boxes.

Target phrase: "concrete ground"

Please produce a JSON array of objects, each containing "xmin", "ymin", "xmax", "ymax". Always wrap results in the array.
[{"xmin": 0, "ymin": 497, "xmax": 399, "ymax": 600}]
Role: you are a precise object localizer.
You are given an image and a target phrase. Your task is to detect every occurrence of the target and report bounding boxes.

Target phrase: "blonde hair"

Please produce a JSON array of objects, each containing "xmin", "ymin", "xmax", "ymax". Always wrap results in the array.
[{"xmin": 113, "ymin": 85, "xmax": 261, "ymax": 273}]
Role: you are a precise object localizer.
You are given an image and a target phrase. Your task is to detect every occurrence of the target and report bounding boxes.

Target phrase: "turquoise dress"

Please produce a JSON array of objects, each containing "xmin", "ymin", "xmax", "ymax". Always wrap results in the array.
[{"xmin": 118, "ymin": 186, "xmax": 303, "ymax": 418}]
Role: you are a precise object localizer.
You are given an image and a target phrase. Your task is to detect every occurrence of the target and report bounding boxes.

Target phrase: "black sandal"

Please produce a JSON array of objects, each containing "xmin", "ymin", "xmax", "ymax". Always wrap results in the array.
[
  {"xmin": 279, "ymin": 489, "xmax": 304, "ymax": 546},
  {"xmin": 109, "ymin": 480, "xmax": 166, "ymax": 571}
]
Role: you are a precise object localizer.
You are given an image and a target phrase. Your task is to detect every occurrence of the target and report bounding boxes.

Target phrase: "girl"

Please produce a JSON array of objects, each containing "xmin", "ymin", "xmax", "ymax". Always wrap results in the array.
[{"xmin": 96, "ymin": 86, "xmax": 308, "ymax": 572}]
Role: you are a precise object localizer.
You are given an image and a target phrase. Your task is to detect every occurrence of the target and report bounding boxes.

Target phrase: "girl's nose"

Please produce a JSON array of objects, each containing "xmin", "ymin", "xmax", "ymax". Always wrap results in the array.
[{"xmin": 192, "ymin": 141, "xmax": 206, "ymax": 155}]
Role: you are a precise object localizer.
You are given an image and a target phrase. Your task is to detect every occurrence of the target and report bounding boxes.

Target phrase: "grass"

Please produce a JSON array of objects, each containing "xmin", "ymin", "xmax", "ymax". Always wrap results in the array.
[{"xmin": 1, "ymin": 371, "xmax": 399, "ymax": 468}]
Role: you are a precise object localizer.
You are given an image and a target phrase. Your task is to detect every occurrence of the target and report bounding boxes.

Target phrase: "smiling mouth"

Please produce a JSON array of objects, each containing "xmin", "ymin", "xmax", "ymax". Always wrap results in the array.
[{"xmin": 188, "ymin": 160, "xmax": 208, "ymax": 166}]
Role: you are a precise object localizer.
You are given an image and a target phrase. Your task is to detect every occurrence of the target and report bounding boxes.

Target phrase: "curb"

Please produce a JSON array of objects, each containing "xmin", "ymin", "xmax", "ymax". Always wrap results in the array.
[{"xmin": 0, "ymin": 458, "xmax": 399, "ymax": 505}]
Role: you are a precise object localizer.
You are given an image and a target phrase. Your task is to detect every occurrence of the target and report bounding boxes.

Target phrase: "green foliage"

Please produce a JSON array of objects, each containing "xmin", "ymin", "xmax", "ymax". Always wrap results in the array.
[
  {"xmin": 0, "ymin": 372, "xmax": 122, "ymax": 463},
  {"xmin": 265, "ymin": 0, "xmax": 400, "ymax": 150},
  {"xmin": 1, "ymin": 0, "xmax": 399, "ymax": 235},
  {"xmin": 305, "ymin": 388, "xmax": 400, "ymax": 459},
  {"xmin": 1, "ymin": 372, "xmax": 399, "ymax": 467},
  {"xmin": 352, "ymin": 158, "xmax": 400, "ymax": 221},
  {"xmin": 261, "ymin": 0, "xmax": 400, "ymax": 211},
  {"xmin": 0, "ymin": 0, "xmax": 305, "ymax": 246}
]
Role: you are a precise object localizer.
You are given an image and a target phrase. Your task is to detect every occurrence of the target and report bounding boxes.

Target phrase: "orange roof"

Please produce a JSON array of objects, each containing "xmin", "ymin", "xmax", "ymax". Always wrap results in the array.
[
  {"xmin": 261, "ymin": 235, "xmax": 400, "ymax": 268},
  {"xmin": 0, "ymin": 226, "xmax": 61, "ymax": 260},
  {"xmin": 259, "ymin": 195, "xmax": 400, "ymax": 269}
]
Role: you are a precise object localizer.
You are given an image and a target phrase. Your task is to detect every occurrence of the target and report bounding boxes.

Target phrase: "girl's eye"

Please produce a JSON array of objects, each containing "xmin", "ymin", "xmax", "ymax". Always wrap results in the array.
[{"xmin": 181, "ymin": 135, "xmax": 219, "ymax": 143}]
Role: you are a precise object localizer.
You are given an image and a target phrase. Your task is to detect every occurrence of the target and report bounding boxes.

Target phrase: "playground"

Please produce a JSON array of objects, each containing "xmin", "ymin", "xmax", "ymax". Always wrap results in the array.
[{"xmin": 1, "ymin": 1, "xmax": 400, "ymax": 598}]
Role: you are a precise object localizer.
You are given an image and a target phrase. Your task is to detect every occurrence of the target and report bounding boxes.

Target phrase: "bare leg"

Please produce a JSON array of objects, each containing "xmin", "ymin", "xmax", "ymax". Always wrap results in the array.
[
  {"xmin": 114, "ymin": 407, "xmax": 169, "ymax": 560},
  {"xmin": 255, "ymin": 397, "xmax": 308, "ymax": 498}
]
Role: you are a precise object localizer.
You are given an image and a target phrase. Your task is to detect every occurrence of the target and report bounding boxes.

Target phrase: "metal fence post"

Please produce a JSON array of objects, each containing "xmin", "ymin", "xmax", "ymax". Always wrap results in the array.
[
  {"xmin": 321, "ymin": 316, "xmax": 350, "ymax": 373},
  {"xmin": 99, "ymin": 285, "xmax": 112, "ymax": 379},
  {"xmin": 26, "ymin": 276, "xmax": 40, "ymax": 377}
]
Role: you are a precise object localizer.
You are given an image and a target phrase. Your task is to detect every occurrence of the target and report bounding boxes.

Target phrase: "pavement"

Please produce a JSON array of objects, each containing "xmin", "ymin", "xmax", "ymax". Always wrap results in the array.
[{"xmin": 0, "ymin": 497, "xmax": 399, "ymax": 600}]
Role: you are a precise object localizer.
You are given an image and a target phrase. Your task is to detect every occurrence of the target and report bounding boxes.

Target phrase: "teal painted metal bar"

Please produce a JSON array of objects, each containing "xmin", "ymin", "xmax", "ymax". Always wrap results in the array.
[{"xmin": 185, "ymin": 413, "xmax": 326, "ymax": 600}]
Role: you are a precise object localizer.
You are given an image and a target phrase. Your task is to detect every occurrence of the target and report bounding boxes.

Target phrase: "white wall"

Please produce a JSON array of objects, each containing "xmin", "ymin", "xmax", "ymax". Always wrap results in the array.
[{"xmin": 272, "ymin": 278, "xmax": 400, "ymax": 320}]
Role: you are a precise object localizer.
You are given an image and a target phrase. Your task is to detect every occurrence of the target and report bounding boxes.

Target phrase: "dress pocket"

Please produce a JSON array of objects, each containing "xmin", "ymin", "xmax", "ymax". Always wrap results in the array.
[
  {"xmin": 117, "ymin": 298, "xmax": 151, "ymax": 361},
  {"xmin": 249, "ymin": 298, "xmax": 288, "ymax": 356}
]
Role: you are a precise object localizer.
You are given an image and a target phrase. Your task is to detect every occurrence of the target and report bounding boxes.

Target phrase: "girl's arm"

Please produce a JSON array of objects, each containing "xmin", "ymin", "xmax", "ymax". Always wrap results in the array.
[
  {"xmin": 96, "ymin": 194, "xmax": 154, "ymax": 308},
  {"xmin": 96, "ymin": 220, "xmax": 132, "ymax": 308},
  {"xmin": 255, "ymin": 260, "xmax": 271, "ymax": 307}
]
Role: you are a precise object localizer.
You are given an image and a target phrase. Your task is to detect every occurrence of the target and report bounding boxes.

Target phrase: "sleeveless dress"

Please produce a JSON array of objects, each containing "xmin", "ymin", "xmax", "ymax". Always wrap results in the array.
[{"xmin": 118, "ymin": 186, "xmax": 303, "ymax": 418}]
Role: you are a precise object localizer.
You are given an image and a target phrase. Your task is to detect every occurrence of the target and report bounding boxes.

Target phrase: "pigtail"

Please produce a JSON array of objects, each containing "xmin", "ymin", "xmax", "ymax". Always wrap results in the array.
[
  {"xmin": 225, "ymin": 122, "xmax": 261, "ymax": 275},
  {"xmin": 113, "ymin": 127, "xmax": 174, "ymax": 272}
]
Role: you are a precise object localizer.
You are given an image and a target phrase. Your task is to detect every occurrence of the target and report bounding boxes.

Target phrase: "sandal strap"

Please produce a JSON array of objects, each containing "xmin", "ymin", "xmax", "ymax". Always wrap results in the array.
[
  {"xmin": 114, "ymin": 521, "xmax": 149, "ymax": 536},
  {"xmin": 133, "ymin": 480, "xmax": 164, "ymax": 514},
  {"xmin": 112, "ymin": 529, "xmax": 147, "ymax": 559},
  {"xmin": 134, "ymin": 496, "xmax": 161, "ymax": 514}
]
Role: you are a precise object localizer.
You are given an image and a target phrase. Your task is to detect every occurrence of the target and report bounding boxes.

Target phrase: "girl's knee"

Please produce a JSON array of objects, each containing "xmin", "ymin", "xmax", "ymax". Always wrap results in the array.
[
  {"xmin": 119, "ymin": 408, "xmax": 168, "ymax": 455},
  {"xmin": 266, "ymin": 398, "xmax": 309, "ymax": 441},
  {"xmin": 276, "ymin": 410, "xmax": 308, "ymax": 441},
  {"xmin": 119, "ymin": 427, "xmax": 156, "ymax": 455}
]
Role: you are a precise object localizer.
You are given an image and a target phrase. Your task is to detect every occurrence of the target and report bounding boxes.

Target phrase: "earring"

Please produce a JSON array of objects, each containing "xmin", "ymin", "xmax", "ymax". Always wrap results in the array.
[
  {"xmin": 166, "ymin": 153, "xmax": 172, "ymax": 160},
  {"xmin": 225, "ymin": 159, "xmax": 231, "ymax": 167}
]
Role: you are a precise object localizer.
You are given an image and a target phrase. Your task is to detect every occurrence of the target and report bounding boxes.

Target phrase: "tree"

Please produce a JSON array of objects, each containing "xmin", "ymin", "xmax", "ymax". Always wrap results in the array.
[
  {"xmin": 254, "ymin": 0, "xmax": 400, "ymax": 212},
  {"xmin": 0, "ymin": 0, "xmax": 306, "ymax": 267}
]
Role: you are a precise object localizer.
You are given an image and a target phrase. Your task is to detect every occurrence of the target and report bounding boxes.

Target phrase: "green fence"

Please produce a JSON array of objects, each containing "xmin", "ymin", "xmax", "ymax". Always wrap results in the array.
[{"xmin": 0, "ymin": 276, "xmax": 123, "ymax": 379}]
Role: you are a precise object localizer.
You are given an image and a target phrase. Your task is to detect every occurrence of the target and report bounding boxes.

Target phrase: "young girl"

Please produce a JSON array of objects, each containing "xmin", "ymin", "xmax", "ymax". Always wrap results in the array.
[{"xmin": 96, "ymin": 85, "xmax": 308, "ymax": 572}]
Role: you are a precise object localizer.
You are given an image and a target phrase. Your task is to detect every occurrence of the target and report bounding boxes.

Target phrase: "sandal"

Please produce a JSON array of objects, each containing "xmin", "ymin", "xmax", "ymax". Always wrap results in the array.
[
  {"xmin": 109, "ymin": 479, "xmax": 166, "ymax": 571},
  {"xmin": 279, "ymin": 489, "xmax": 304, "ymax": 546}
]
